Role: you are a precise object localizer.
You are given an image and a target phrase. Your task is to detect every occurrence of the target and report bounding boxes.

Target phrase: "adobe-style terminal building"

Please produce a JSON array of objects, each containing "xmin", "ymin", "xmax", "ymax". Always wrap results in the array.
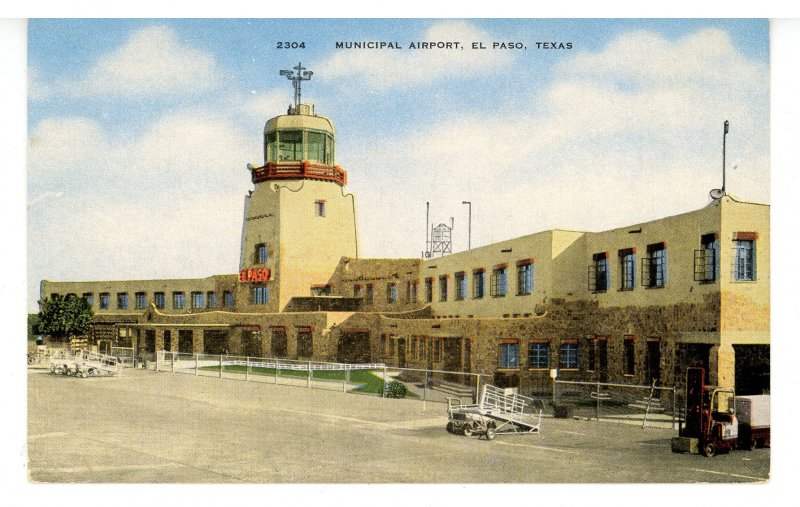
[{"xmin": 40, "ymin": 64, "xmax": 770, "ymax": 395}]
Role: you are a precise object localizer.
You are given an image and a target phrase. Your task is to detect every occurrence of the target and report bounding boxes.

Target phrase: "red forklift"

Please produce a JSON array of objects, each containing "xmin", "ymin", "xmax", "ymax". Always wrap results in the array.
[{"xmin": 672, "ymin": 367, "xmax": 739, "ymax": 457}]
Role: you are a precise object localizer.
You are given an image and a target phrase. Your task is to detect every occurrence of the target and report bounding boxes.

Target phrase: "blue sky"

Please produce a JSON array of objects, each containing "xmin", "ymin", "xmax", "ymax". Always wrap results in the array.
[{"xmin": 26, "ymin": 19, "xmax": 771, "ymax": 311}]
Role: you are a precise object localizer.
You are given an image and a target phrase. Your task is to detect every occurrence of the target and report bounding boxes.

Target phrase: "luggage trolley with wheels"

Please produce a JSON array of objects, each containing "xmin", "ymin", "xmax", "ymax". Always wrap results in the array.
[
  {"xmin": 446, "ymin": 384, "xmax": 543, "ymax": 440},
  {"xmin": 50, "ymin": 350, "xmax": 121, "ymax": 378}
]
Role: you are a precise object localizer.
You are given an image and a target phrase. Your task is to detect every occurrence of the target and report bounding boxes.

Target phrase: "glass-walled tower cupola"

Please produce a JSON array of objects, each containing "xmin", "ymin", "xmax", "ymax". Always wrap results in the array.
[{"xmin": 264, "ymin": 103, "xmax": 335, "ymax": 166}]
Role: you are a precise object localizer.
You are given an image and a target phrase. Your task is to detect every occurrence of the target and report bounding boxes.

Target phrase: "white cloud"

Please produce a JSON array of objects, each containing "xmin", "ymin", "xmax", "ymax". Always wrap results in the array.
[
  {"xmin": 27, "ymin": 65, "xmax": 51, "ymax": 101},
  {"xmin": 318, "ymin": 20, "xmax": 515, "ymax": 90},
  {"xmin": 65, "ymin": 26, "xmax": 221, "ymax": 98},
  {"xmin": 349, "ymin": 29, "xmax": 770, "ymax": 258}
]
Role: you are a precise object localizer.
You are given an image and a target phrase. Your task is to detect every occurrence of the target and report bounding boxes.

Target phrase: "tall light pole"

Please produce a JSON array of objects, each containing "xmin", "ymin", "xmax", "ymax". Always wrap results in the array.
[
  {"xmin": 721, "ymin": 120, "xmax": 729, "ymax": 195},
  {"xmin": 462, "ymin": 201, "xmax": 472, "ymax": 250},
  {"xmin": 709, "ymin": 120, "xmax": 730, "ymax": 201}
]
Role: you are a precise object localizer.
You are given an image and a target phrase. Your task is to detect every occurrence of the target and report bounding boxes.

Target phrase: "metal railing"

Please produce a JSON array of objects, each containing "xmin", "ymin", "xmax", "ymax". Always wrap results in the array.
[
  {"xmin": 153, "ymin": 351, "xmax": 489, "ymax": 406},
  {"xmin": 553, "ymin": 379, "xmax": 679, "ymax": 428}
]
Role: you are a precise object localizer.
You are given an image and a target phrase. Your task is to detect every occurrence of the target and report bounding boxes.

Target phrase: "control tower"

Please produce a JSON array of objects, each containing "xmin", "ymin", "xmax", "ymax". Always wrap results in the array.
[{"xmin": 238, "ymin": 63, "xmax": 359, "ymax": 312}]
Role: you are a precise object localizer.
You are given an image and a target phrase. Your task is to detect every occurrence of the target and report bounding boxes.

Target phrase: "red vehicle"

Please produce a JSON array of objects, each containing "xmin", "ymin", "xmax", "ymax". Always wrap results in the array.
[{"xmin": 672, "ymin": 367, "xmax": 770, "ymax": 457}]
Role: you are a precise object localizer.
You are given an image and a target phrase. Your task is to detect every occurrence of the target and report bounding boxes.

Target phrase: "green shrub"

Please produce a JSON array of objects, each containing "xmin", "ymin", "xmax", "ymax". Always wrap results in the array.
[{"xmin": 385, "ymin": 380, "xmax": 408, "ymax": 398}]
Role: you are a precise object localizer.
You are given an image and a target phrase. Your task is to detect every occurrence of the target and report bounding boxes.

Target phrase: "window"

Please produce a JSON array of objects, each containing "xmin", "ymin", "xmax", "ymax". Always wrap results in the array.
[
  {"xmin": 733, "ymin": 234, "xmax": 757, "ymax": 281},
  {"xmin": 387, "ymin": 283, "xmax": 398, "ymax": 304},
  {"xmin": 192, "ymin": 291, "xmax": 205, "ymax": 309},
  {"xmin": 455, "ymin": 272, "xmax": 467, "ymax": 301},
  {"xmin": 406, "ymin": 280, "xmax": 418, "ymax": 303},
  {"xmin": 82, "ymin": 293, "xmax": 94, "ymax": 307},
  {"xmin": 207, "ymin": 291, "xmax": 217, "ymax": 308},
  {"xmin": 173, "ymin": 291, "xmax": 185, "ymax": 309},
  {"xmin": 517, "ymin": 260, "xmax": 534, "ymax": 295},
  {"xmin": 365, "ymin": 284, "xmax": 374, "ymax": 305},
  {"xmin": 353, "ymin": 284, "xmax": 364, "ymax": 298},
  {"xmin": 223, "ymin": 290, "xmax": 234, "ymax": 307},
  {"xmin": 154, "ymin": 292, "xmax": 166, "ymax": 309},
  {"xmin": 424, "ymin": 278, "xmax": 433, "ymax": 303},
  {"xmin": 117, "ymin": 292, "xmax": 128, "ymax": 310},
  {"xmin": 253, "ymin": 285, "xmax": 269, "ymax": 304},
  {"xmin": 490, "ymin": 265, "xmax": 507, "ymax": 297},
  {"xmin": 624, "ymin": 337, "xmax": 635, "ymax": 375},
  {"xmin": 255, "ymin": 243, "xmax": 268, "ymax": 264},
  {"xmin": 434, "ymin": 339, "xmax": 443, "ymax": 362},
  {"xmin": 528, "ymin": 342, "xmax": 550, "ymax": 369},
  {"xmin": 277, "ymin": 129, "xmax": 303, "ymax": 161},
  {"xmin": 473, "ymin": 269, "xmax": 485, "ymax": 299},
  {"xmin": 618, "ymin": 248, "xmax": 636, "ymax": 290},
  {"xmin": 99, "ymin": 292, "xmax": 110, "ymax": 309},
  {"xmin": 560, "ymin": 342, "xmax": 579, "ymax": 369},
  {"xmin": 587, "ymin": 337, "xmax": 596, "ymax": 371},
  {"xmin": 694, "ymin": 233, "xmax": 719, "ymax": 283},
  {"xmin": 297, "ymin": 327, "xmax": 313, "ymax": 358},
  {"xmin": 315, "ymin": 200, "xmax": 326, "ymax": 217},
  {"xmin": 439, "ymin": 275, "xmax": 449, "ymax": 302},
  {"xmin": 643, "ymin": 242, "xmax": 667, "ymax": 288},
  {"xmin": 271, "ymin": 327, "xmax": 288, "ymax": 357},
  {"xmin": 307, "ymin": 131, "xmax": 327, "ymax": 163},
  {"xmin": 588, "ymin": 252, "xmax": 609, "ymax": 293},
  {"xmin": 135, "ymin": 292, "xmax": 147, "ymax": 310},
  {"xmin": 499, "ymin": 341, "xmax": 520, "ymax": 369}
]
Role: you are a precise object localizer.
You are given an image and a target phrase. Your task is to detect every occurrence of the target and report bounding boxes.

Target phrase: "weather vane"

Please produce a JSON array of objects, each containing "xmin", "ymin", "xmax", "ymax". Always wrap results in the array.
[{"xmin": 279, "ymin": 62, "xmax": 313, "ymax": 108}]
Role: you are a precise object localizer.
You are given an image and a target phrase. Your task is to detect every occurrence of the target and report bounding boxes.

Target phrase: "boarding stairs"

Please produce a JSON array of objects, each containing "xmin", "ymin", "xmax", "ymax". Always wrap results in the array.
[
  {"xmin": 50, "ymin": 350, "xmax": 121, "ymax": 378},
  {"xmin": 446, "ymin": 384, "xmax": 543, "ymax": 440}
]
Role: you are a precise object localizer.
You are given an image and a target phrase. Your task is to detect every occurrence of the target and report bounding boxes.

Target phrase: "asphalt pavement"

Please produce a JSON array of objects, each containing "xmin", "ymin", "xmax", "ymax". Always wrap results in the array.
[{"xmin": 26, "ymin": 367, "xmax": 770, "ymax": 483}]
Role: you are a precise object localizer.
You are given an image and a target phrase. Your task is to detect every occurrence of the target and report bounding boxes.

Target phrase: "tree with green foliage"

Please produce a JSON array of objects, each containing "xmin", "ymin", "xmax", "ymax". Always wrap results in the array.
[{"xmin": 37, "ymin": 294, "xmax": 94, "ymax": 342}]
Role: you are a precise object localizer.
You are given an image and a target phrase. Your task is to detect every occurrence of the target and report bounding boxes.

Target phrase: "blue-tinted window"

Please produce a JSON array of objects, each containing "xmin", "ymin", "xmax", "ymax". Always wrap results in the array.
[
  {"xmin": 560, "ymin": 343, "xmax": 580, "ymax": 369},
  {"xmin": 517, "ymin": 263, "xmax": 533, "ymax": 295},
  {"xmin": 499, "ymin": 342, "xmax": 520, "ymax": 368},
  {"xmin": 528, "ymin": 342, "xmax": 550, "ymax": 369},
  {"xmin": 253, "ymin": 285, "xmax": 269, "ymax": 304},
  {"xmin": 734, "ymin": 240, "xmax": 756, "ymax": 281}
]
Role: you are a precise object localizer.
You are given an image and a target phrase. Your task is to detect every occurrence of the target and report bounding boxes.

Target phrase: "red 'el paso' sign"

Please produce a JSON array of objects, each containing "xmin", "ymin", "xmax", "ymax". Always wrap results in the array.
[{"xmin": 239, "ymin": 268, "xmax": 271, "ymax": 282}]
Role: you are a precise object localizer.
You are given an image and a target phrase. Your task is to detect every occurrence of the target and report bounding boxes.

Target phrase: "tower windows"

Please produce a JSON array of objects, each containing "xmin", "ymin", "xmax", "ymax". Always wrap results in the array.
[
  {"xmin": 266, "ymin": 129, "xmax": 334, "ymax": 164},
  {"xmin": 255, "ymin": 243, "xmax": 268, "ymax": 264},
  {"xmin": 277, "ymin": 130, "xmax": 303, "ymax": 161},
  {"xmin": 315, "ymin": 200, "xmax": 326, "ymax": 217},
  {"xmin": 253, "ymin": 285, "xmax": 270, "ymax": 304}
]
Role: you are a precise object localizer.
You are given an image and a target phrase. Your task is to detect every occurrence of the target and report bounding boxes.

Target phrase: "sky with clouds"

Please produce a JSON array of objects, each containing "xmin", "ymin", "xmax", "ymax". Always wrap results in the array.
[{"xmin": 26, "ymin": 19, "xmax": 770, "ymax": 311}]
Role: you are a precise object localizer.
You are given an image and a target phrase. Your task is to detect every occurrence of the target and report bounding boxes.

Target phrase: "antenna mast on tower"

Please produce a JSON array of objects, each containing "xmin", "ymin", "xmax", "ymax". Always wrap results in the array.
[{"xmin": 279, "ymin": 62, "xmax": 313, "ymax": 107}]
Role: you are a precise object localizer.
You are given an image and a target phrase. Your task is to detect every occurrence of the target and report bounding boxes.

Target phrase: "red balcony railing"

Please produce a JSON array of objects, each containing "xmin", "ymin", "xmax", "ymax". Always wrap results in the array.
[{"xmin": 250, "ymin": 161, "xmax": 347, "ymax": 186}]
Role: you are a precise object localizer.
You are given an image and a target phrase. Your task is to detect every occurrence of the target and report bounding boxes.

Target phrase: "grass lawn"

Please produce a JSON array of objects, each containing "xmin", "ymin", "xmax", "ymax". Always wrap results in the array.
[{"xmin": 198, "ymin": 364, "xmax": 417, "ymax": 397}]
